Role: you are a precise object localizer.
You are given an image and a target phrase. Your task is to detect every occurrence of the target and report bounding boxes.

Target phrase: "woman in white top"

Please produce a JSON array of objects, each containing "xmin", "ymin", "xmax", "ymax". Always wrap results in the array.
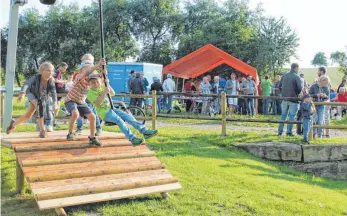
[{"xmin": 225, "ymin": 73, "xmax": 239, "ymax": 115}]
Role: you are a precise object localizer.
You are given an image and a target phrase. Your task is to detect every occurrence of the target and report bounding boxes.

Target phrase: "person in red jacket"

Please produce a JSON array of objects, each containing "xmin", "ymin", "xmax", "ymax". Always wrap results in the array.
[{"xmin": 335, "ymin": 87, "xmax": 347, "ymax": 118}]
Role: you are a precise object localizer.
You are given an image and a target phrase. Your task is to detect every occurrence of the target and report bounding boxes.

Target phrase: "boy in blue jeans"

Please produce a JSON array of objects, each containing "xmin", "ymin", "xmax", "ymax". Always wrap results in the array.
[
  {"xmin": 87, "ymin": 73, "xmax": 158, "ymax": 146},
  {"xmin": 300, "ymin": 94, "xmax": 315, "ymax": 144}
]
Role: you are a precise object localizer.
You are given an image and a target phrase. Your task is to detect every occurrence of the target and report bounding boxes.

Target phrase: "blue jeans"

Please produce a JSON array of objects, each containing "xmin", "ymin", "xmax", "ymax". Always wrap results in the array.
[
  {"xmin": 314, "ymin": 105, "xmax": 325, "ymax": 137},
  {"xmin": 77, "ymin": 102, "xmax": 101, "ymax": 131},
  {"xmin": 278, "ymin": 101, "xmax": 299, "ymax": 135},
  {"xmin": 302, "ymin": 119, "xmax": 311, "ymax": 141},
  {"xmin": 273, "ymin": 100, "xmax": 282, "ymax": 115},
  {"xmin": 131, "ymin": 98, "xmax": 143, "ymax": 108},
  {"xmin": 164, "ymin": 95, "xmax": 173, "ymax": 110},
  {"xmin": 262, "ymin": 98, "xmax": 270, "ymax": 115},
  {"xmin": 246, "ymin": 95, "xmax": 255, "ymax": 116},
  {"xmin": 104, "ymin": 109, "xmax": 147, "ymax": 141}
]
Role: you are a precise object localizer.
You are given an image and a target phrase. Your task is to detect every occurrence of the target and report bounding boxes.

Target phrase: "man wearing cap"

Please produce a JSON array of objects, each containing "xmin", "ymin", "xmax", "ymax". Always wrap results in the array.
[{"xmin": 87, "ymin": 73, "xmax": 158, "ymax": 146}]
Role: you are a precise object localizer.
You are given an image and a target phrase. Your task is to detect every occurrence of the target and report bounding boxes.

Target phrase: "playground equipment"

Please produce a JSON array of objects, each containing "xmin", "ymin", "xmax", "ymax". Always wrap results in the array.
[{"xmin": 1, "ymin": 130, "xmax": 181, "ymax": 215}]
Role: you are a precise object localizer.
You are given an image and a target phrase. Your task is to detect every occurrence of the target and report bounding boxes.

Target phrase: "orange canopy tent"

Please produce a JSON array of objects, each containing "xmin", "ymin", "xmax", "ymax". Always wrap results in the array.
[{"xmin": 163, "ymin": 44, "xmax": 259, "ymax": 84}]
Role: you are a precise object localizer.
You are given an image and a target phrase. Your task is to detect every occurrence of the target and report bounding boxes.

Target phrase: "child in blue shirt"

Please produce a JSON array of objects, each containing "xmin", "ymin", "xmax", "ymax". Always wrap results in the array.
[{"xmin": 300, "ymin": 94, "xmax": 315, "ymax": 144}]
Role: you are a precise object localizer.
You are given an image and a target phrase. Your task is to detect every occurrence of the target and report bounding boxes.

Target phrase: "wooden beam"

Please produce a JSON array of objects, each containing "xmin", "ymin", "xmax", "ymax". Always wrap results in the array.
[
  {"xmin": 157, "ymin": 114, "xmax": 302, "ymax": 124},
  {"xmin": 14, "ymin": 140, "xmax": 132, "ymax": 152},
  {"xmin": 221, "ymin": 92, "xmax": 227, "ymax": 136},
  {"xmin": 312, "ymin": 125, "xmax": 347, "ymax": 129},
  {"xmin": 16, "ymin": 159, "xmax": 24, "ymax": 194},
  {"xmin": 21, "ymin": 151, "xmax": 155, "ymax": 167},
  {"xmin": 30, "ymin": 169, "xmax": 171, "ymax": 189},
  {"xmin": 55, "ymin": 208, "xmax": 67, "ymax": 216},
  {"xmin": 35, "ymin": 176, "xmax": 178, "ymax": 200},
  {"xmin": 37, "ymin": 183, "xmax": 182, "ymax": 210},
  {"xmin": 26, "ymin": 162, "xmax": 164, "ymax": 182},
  {"xmin": 23, "ymin": 157, "xmax": 159, "ymax": 173},
  {"xmin": 152, "ymin": 90, "xmax": 157, "ymax": 130}
]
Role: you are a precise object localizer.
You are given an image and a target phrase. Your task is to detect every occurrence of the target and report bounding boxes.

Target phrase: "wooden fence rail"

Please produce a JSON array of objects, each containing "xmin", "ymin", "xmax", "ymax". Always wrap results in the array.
[{"xmin": 1, "ymin": 90, "xmax": 347, "ymax": 141}]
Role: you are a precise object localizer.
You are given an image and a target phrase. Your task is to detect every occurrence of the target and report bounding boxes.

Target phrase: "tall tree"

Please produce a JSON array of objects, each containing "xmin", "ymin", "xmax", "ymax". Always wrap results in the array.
[
  {"xmin": 129, "ymin": 0, "xmax": 181, "ymax": 65},
  {"xmin": 330, "ymin": 50, "xmax": 347, "ymax": 77},
  {"xmin": 311, "ymin": 52, "xmax": 328, "ymax": 67},
  {"xmin": 250, "ymin": 17, "xmax": 299, "ymax": 77}
]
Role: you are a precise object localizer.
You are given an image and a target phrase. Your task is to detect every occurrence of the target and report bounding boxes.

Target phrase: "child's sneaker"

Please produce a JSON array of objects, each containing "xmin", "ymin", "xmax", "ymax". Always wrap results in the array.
[
  {"xmin": 74, "ymin": 129, "xmax": 83, "ymax": 135},
  {"xmin": 67, "ymin": 133, "xmax": 76, "ymax": 141},
  {"xmin": 95, "ymin": 129, "xmax": 102, "ymax": 136},
  {"xmin": 46, "ymin": 125, "xmax": 54, "ymax": 132},
  {"xmin": 131, "ymin": 137, "xmax": 144, "ymax": 146},
  {"xmin": 143, "ymin": 130, "xmax": 158, "ymax": 140},
  {"xmin": 6, "ymin": 119, "xmax": 15, "ymax": 134},
  {"xmin": 39, "ymin": 131, "xmax": 47, "ymax": 138},
  {"xmin": 89, "ymin": 136, "xmax": 103, "ymax": 146}
]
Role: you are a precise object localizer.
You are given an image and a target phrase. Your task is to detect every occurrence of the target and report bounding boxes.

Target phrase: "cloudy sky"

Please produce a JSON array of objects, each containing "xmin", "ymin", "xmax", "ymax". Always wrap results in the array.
[{"xmin": 1, "ymin": 0, "xmax": 346, "ymax": 68}]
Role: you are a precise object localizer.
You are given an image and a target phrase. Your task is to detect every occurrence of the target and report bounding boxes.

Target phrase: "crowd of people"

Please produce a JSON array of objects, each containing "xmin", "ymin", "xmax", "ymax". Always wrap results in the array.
[
  {"xmin": 149, "ymin": 64, "xmax": 347, "ymax": 143},
  {"xmin": 4, "ymin": 54, "xmax": 347, "ymax": 145},
  {"xmin": 6, "ymin": 54, "xmax": 158, "ymax": 146}
]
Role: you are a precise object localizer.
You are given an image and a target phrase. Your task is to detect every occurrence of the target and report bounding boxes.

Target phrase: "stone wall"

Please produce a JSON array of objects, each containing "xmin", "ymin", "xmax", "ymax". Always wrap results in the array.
[{"xmin": 237, "ymin": 142, "xmax": 347, "ymax": 179}]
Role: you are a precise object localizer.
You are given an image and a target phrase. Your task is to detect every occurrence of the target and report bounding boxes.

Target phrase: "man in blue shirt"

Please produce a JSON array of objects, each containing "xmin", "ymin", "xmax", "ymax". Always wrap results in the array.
[{"xmin": 219, "ymin": 74, "xmax": 226, "ymax": 91}]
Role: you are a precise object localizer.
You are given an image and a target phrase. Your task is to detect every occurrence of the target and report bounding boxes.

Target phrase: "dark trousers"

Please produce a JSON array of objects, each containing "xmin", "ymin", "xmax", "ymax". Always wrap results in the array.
[
  {"xmin": 296, "ymin": 105, "xmax": 303, "ymax": 135},
  {"xmin": 238, "ymin": 98, "xmax": 247, "ymax": 115},
  {"xmin": 185, "ymin": 100, "xmax": 192, "ymax": 112},
  {"xmin": 131, "ymin": 98, "xmax": 143, "ymax": 108}
]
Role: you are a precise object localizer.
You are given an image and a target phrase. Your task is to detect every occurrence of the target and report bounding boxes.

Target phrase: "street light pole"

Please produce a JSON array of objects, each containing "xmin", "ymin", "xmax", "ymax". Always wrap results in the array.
[{"xmin": 2, "ymin": 1, "xmax": 24, "ymax": 131}]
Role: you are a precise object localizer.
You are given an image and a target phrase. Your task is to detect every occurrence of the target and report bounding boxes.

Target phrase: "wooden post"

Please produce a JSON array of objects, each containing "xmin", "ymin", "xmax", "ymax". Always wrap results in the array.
[
  {"xmin": 1, "ymin": 93, "xmax": 4, "ymax": 127},
  {"xmin": 161, "ymin": 192, "xmax": 171, "ymax": 199},
  {"xmin": 152, "ymin": 90, "xmax": 157, "ymax": 130},
  {"xmin": 55, "ymin": 208, "xmax": 67, "ymax": 216},
  {"xmin": 309, "ymin": 120, "xmax": 313, "ymax": 141},
  {"xmin": 221, "ymin": 92, "xmax": 227, "ymax": 136},
  {"xmin": 182, "ymin": 79, "xmax": 185, "ymax": 92},
  {"xmin": 16, "ymin": 159, "xmax": 24, "ymax": 194}
]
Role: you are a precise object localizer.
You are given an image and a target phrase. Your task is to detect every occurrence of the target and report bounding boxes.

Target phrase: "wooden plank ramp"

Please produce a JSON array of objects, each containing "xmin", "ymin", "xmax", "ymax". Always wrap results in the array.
[{"xmin": 1, "ymin": 131, "xmax": 181, "ymax": 215}]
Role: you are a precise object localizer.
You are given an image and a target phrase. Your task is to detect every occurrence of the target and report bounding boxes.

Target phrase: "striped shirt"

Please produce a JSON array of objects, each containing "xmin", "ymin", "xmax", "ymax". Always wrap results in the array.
[{"xmin": 64, "ymin": 77, "xmax": 90, "ymax": 104}]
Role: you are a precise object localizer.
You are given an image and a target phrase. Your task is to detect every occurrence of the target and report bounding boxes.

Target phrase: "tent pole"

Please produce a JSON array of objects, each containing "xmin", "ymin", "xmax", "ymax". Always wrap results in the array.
[{"xmin": 182, "ymin": 78, "xmax": 185, "ymax": 92}]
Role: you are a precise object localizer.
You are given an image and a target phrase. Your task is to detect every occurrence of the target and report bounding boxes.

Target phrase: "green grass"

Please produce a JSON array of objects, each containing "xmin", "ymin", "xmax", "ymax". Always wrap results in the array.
[
  {"xmin": 2, "ymin": 126, "xmax": 347, "ymax": 216},
  {"xmin": 300, "ymin": 67, "xmax": 344, "ymax": 89}
]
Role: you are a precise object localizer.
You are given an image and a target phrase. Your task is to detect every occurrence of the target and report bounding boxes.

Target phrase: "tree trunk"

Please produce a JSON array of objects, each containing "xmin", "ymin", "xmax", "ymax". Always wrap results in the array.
[
  {"xmin": 34, "ymin": 56, "xmax": 39, "ymax": 69},
  {"xmin": 15, "ymin": 72, "xmax": 21, "ymax": 87}
]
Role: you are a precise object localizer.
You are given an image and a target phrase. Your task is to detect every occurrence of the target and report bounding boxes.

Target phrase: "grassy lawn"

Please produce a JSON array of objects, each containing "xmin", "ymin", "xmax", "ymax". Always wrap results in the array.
[
  {"xmin": 2, "ymin": 126, "xmax": 347, "ymax": 216},
  {"xmin": 300, "ymin": 67, "xmax": 344, "ymax": 88}
]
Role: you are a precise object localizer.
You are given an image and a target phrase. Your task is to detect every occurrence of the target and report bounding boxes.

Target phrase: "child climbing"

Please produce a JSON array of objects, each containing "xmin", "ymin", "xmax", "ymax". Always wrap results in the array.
[
  {"xmin": 6, "ymin": 62, "xmax": 58, "ymax": 138},
  {"xmin": 64, "ymin": 54, "xmax": 105, "ymax": 146},
  {"xmin": 87, "ymin": 73, "xmax": 158, "ymax": 146}
]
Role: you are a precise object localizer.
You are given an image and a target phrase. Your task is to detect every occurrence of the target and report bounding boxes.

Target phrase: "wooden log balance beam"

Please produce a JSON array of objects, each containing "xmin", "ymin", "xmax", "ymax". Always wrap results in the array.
[{"xmin": 1, "ymin": 131, "xmax": 181, "ymax": 214}]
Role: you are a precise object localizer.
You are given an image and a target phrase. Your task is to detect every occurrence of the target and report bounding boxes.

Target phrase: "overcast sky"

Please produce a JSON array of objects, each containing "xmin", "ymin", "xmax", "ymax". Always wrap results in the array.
[{"xmin": 1, "ymin": 0, "xmax": 346, "ymax": 68}]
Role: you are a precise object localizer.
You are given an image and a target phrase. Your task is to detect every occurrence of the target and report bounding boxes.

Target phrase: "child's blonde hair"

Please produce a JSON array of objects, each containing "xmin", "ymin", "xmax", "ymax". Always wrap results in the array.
[
  {"xmin": 39, "ymin": 61, "xmax": 54, "ymax": 73},
  {"xmin": 81, "ymin": 53, "xmax": 94, "ymax": 64}
]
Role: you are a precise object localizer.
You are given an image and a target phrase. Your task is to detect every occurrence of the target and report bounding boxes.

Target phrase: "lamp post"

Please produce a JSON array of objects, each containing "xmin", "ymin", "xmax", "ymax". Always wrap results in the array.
[{"xmin": 2, "ymin": 0, "xmax": 55, "ymax": 131}]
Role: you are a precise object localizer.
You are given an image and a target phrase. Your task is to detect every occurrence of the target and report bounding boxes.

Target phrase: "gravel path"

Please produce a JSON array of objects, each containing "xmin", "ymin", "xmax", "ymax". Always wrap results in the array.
[{"xmin": 155, "ymin": 121, "xmax": 347, "ymax": 138}]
